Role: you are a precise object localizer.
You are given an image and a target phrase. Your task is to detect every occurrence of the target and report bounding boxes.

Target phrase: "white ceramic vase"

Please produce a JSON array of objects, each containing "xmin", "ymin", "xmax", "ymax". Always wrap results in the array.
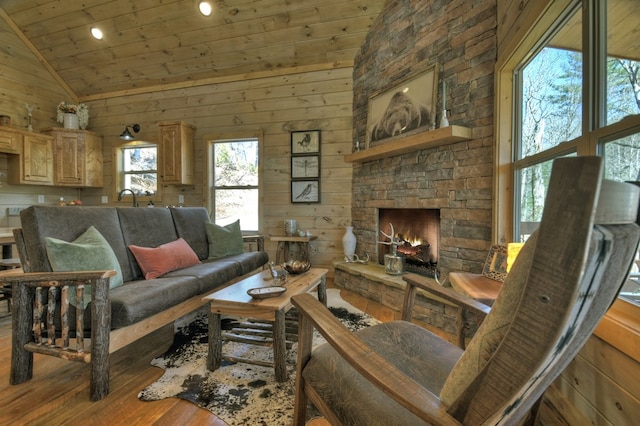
[
  {"xmin": 342, "ymin": 226, "xmax": 356, "ymax": 261},
  {"xmin": 63, "ymin": 113, "xmax": 79, "ymax": 129}
]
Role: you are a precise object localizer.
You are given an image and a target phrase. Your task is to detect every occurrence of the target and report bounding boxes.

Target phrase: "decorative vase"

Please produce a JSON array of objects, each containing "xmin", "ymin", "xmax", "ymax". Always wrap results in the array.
[
  {"xmin": 342, "ymin": 226, "xmax": 356, "ymax": 261},
  {"xmin": 63, "ymin": 113, "xmax": 79, "ymax": 129}
]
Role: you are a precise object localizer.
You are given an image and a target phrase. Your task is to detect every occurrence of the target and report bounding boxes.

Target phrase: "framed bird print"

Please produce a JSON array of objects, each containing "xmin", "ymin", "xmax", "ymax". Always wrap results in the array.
[
  {"xmin": 291, "ymin": 155, "xmax": 320, "ymax": 179},
  {"xmin": 291, "ymin": 180, "xmax": 320, "ymax": 203},
  {"xmin": 291, "ymin": 130, "xmax": 320, "ymax": 154}
]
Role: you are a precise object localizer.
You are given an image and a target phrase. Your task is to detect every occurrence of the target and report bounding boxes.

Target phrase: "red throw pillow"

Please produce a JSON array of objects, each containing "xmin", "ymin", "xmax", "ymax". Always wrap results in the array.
[{"xmin": 129, "ymin": 238, "xmax": 201, "ymax": 280}]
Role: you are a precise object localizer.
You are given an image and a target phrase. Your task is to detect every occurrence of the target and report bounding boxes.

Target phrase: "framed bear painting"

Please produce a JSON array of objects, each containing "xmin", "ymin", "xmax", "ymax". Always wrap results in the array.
[{"xmin": 366, "ymin": 64, "xmax": 438, "ymax": 147}]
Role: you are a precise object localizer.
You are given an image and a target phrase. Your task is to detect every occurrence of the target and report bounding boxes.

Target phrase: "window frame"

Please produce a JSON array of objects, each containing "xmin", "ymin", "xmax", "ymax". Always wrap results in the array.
[
  {"xmin": 205, "ymin": 131, "xmax": 264, "ymax": 234},
  {"xmin": 495, "ymin": 0, "xmax": 640, "ymax": 362},
  {"xmin": 113, "ymin": 141, "xmax": 159, "ymax": 204}
]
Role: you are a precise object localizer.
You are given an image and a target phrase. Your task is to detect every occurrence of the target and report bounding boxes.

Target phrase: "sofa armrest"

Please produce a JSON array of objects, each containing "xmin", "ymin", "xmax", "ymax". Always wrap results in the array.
[{"xmin": 8, "ymin": 269, "xmax": 116, "ymax": 400}]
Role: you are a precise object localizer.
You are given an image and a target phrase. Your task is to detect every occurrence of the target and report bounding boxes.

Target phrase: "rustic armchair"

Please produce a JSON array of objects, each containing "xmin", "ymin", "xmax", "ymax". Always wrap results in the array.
[{"xmin": 291, "ymin": 156, "xmax": 640, "ymax": 425}]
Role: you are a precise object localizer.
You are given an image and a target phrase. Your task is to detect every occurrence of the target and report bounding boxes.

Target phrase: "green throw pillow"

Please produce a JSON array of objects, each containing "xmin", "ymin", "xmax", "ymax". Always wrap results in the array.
[
  {"xmin": 45, "ymin": 226, "xmax": 124, "ymax": 307},
  {"xmin": 205, "ymin": 219, "xmax": 244, "ymax": 259}
]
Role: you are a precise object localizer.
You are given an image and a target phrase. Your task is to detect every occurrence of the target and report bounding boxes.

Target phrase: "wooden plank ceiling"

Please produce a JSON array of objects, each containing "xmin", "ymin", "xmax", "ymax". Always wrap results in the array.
[{"xmin": 0, "ymin": 0, "xmax": 385, "ymax": 100}]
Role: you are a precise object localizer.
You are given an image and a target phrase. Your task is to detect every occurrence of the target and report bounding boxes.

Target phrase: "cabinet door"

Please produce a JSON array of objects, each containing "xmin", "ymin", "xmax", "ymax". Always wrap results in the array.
[
  {"xmin": 84, "ymin": 132, "xmax": 103, "ymax": 187},
  {"xmin": 54, "ymin": 132, "xmax": 84, "ymax": 185},
  {"xmin": 159, "ymin": 124, "xmax": 181, "ymax": 183},
  {"xmin": 23, "ymin": 134, "xmax": 54, "ymax": 184},
  {"xmin": 0, "ymin": 128, "xmax": 20, "ymax": 154},
  {"xmin": 159, "ymin": 123, "xmax": 194, "ymax": 185}
]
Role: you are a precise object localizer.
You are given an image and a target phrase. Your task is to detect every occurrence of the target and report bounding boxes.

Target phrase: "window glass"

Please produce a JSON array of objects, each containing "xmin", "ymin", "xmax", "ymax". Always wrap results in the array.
[
  {"xmin": 514, "ymin": 6, "xmax": 582, "ymax": 241},
  {"xmin": 602, "ymin": 129, "xmax": 640, "ymax": 304},
  {"xmin": 519, "ymin": 30, "xmax": 582, "ymax": 159},
  {"xmin": 213, "ymin": 139, "xmax": 259, "ymax": 232},
  {"xmin": 603, "ymin": 131, "xmax": 640, "ymax": 181},
  {"xmin": 606, "ymin": 0, "xmax": 640, "ymax": 126},
  {"xmin": 122, "ymin": 145, "xmax": 157, "ymax": 195}
]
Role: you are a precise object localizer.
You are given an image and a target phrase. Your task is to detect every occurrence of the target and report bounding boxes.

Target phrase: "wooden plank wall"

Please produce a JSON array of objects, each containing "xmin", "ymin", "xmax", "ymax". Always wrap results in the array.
[
  {"xmin": 0, "ymin": 15, "xmax": 82, "ymax": 230},
  {"xmin": 497, "ymin": 1, "xmax": 640, "ymax": 424},
  {"xmin": 84, "ymin": 68, "xmax": 354, "ymax": 272}
]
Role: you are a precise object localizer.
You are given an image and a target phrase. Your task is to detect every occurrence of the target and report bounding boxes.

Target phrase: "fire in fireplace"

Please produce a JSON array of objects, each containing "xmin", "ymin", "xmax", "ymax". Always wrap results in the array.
[{"xmin": 378, "ymin": 208, "xmax": 440, "ymax": 277}]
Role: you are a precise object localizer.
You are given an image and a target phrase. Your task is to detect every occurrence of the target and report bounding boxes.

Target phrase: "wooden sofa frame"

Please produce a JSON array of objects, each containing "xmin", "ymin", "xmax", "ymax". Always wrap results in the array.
[{"xmin": 6, "ymin": 230, "xmax": 264, "ymax": 401}]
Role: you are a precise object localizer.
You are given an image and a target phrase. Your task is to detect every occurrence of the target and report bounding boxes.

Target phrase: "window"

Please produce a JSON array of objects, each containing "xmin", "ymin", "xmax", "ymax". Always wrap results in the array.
[
  {"xmin": 119, "ymin": 142, "xmax": 158, "ymax": 198},
  {"xmin": 497, "ymin": 0, "xmax": 640, "ymax": 305},
  {"xmin": 211, "ymin": 138, "xmax": 260, "ymax": 232}
]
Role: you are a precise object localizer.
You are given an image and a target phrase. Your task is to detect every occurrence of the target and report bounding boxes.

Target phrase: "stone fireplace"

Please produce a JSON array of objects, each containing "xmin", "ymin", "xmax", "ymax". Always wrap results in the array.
[
  {"xmin": 348, "ymin": 0, "xmax": 497, "ymax": 280},
  {"xmin": 335, "ymin": 0, "xmax": 496, "ymax": 336}
]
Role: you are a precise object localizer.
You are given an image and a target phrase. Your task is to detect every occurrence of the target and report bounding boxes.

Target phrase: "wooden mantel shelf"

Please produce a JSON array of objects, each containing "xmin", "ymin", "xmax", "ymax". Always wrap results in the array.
[{"xmin": 344, "ymin": 125, "xmax": 472, "ymax": 163}]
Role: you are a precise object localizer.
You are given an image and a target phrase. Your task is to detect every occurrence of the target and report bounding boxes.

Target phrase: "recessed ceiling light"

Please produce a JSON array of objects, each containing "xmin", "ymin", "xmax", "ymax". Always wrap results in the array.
[
  {"xmin": 198, "ymin": 1, "xmax": 213, "ymax": 16},
  {"xmin": 91, "ymin": 27, "xmax": 103, "ymax": 40}
]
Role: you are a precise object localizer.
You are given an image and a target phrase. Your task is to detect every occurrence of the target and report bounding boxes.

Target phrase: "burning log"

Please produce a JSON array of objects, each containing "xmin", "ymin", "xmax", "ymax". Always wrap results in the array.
[{"xmin": 395, "ymin": 234, "xmax": 430, "ymax": 263}]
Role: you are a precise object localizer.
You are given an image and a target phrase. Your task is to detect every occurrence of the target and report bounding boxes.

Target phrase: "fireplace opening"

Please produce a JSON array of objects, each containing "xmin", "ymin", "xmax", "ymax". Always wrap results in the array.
[{"xmin": 378, "ymin": 208, "xmax": 440, "ymax": 277}]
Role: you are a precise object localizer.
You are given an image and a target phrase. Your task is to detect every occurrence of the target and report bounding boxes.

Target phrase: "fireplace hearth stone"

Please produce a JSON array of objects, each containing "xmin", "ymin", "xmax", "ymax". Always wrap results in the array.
[{"xmin": 333, "ymin": 262, "xmax": 480, "ymax": 338}]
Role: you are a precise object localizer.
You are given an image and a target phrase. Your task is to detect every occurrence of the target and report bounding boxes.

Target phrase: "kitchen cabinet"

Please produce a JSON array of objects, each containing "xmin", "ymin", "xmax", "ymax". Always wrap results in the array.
[
  {"xmin": 44, "ymin": 128, "xmax": 103, "ymax": 187},
  {"xmin": 9, "ymin": 132, "xmax": 54, "ymax": 185},
  {"xmin": 0, "ymin": 127, "xmax": 21, "ymax": 154},
  {"xmin": 158, "ymin": 121, "xmax": 195, "ymax": 185}
]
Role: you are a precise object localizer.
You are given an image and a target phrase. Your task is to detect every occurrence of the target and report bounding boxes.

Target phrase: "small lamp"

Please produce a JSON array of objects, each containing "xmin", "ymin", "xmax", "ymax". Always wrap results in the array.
[{"xmin": 119, "ymin": 124, "xmax": 140, "ymax": 141}]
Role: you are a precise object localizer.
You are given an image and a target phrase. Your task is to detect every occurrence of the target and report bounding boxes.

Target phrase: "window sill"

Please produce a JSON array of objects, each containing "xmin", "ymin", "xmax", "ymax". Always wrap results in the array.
[{"xmin": 594, "ymin": 297, "xmax": 640, "ymax": 363}]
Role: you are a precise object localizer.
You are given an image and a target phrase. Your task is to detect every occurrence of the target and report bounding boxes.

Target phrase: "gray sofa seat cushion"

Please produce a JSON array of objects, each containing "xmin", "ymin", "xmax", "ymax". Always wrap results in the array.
[
  {"xmin": 167, "ymin": 251, "xmax": 270, "ymax": 293},
  {"xmin": 110, "ymin": 275, "xmax": 201, "ymax": 329},
  {"xmin": 302, "ymin": 320, "xmax": 464, "ymax": 426},
  {"xmin": 223, "ymin": 251, "xmax": 270, "ymax": 275}
]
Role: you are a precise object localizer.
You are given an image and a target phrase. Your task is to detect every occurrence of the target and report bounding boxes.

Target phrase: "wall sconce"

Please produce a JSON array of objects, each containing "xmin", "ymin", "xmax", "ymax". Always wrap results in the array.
[{"xmin": 119, "ymin": 124, "xmax": 140, "ymax": 141}]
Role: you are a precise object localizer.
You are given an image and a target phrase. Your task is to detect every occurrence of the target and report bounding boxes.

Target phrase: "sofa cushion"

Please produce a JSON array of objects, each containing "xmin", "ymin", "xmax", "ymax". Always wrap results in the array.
[
  {"xmin": 170, "ymin": 207, "xmax": 211, "ymax": 260},
  {"xmin": 129, "ymin": 238, "xmax": 201, "ymax": 279},
  {"xmin": 206, "ymin": 219, "xmax": 244, "ymax": 259},
  {"xmin": 109, "ymin": 276, "xmax": 202, "ymax": 329},
  {"xmin": 118, "ymin": 208, "xmax": 180, "ymax": 279},
  {"xmin": 19, "ymin": 206, "xmax": 132, "ymax": 280},
  {"xmin": 45, "ymin": 226, "xmax": 124, "ymax": 306}
]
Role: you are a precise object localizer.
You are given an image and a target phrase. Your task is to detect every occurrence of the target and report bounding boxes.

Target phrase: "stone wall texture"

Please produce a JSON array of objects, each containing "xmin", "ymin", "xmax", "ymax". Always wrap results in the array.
[{"xmin": 352, "ymin": 0, "xmax": 497, "ymax": 279}]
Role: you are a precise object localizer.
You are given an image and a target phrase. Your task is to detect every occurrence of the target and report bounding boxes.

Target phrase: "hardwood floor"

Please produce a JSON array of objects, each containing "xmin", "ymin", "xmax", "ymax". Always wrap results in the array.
[{"xmin": 0, "ymin": 282, "xmax": 408, "ymax": 425}]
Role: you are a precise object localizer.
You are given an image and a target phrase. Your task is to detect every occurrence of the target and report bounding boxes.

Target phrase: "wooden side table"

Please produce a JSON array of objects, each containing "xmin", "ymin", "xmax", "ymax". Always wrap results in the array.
[{"xmin": 270, "ymin": 235, "xmax": 317, "ymax": 264}]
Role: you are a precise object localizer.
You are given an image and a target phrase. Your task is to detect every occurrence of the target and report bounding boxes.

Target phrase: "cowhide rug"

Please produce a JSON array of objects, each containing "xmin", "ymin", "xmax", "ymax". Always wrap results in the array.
[{"xmin": 138, "ymin": 288, "xmax": 380, "ymax": 425}]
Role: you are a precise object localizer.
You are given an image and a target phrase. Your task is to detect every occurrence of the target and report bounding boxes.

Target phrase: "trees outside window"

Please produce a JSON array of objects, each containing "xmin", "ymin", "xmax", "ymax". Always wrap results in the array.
[
  {"xmin": 515, "ymin": 1, "xmax": 640, "ymax": 240},
  {"xmin": 121, "ymin": 144, "xmax": 157, "ymax": 196}
]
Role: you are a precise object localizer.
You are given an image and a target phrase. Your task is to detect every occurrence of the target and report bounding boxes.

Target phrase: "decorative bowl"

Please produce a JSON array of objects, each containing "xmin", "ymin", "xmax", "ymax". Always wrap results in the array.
[
  {"xmin": 247, "ymin": 286, "xmax": 287, "ymax": 299},
  {"xmin": 283, "ymin": 260, "xmax": 311, "ymax": 274}
]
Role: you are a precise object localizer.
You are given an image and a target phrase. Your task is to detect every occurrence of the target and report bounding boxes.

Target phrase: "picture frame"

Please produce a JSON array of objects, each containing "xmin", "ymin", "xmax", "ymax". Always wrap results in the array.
[
  {"xmin": 481, "ymin": 245, "xmax": 509, "ymax": 283},
  {"xmin": 291, "ymin": 155, "xmax": 320, "ymax": 179},
  {"xmin": 291, "ymin": 180, "xmax": 320, "ymax": 203},
  {"xmin": 366, "ymin": 64, "xmax": 438, "ymax": 146},
  {"xmin": 291, "ymin": 130, "xmax": 320, "ymax": 154}
]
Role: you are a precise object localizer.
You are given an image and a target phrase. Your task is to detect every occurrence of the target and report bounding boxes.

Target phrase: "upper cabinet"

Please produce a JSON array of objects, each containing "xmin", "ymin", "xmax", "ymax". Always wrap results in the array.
[
  {"xmin": 158, "ymin": 121, "xmax": 195, "ymax": 185},
  {"xmin": 0, "ymin": 127, "xmax": 21, "ymax": 154},
  {"xmin": 8, "ymin": 131, "xmax": 54, "ymax": 185},
  {"xmin": 44, "ymin": 128, "xmax": 103, "ymax": 187}
]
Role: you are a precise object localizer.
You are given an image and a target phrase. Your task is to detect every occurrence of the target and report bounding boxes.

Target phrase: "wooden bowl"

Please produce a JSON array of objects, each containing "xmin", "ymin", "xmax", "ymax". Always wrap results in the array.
[{"xmin": 283, "ymin": 260, "xmax": 311, "ymax": 274}]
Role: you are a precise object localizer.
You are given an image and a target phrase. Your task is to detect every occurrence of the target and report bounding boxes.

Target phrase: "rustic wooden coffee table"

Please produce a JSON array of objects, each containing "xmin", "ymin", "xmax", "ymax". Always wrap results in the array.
[{"xmin": 203, "ymin": 267, "xmax": 327, "ymax": 381}]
